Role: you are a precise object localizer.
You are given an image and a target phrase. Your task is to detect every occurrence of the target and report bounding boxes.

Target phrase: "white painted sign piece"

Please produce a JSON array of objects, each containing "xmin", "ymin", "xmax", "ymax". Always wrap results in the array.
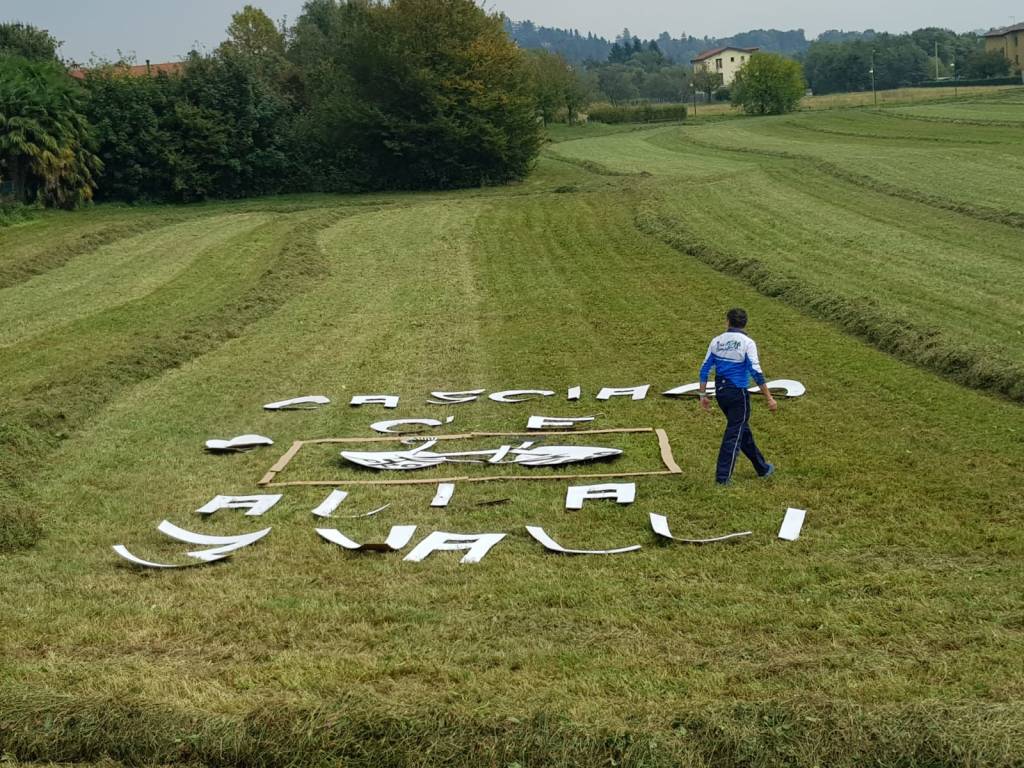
[
  {"xmin": 196, "ymin": 494, "xmax": 283, "ymax": 517},
  {"xmin": 596, "ymin": 385, "xmax": 649, "ymax": 401},
  {"xmin": 778, "ymin": 507, "xmax": 806, "ymax": 541},
  {"xmin": 403, "ymin": 532, "xmax": 507, "ymax": 564},
  {"xmin": 156, "ymin": 520, "xmax": 271, "ymax": 561},
  {"xmin": 204, "ymin": 434, "xmax": 274, "ymax": 452},
  {"xmin": 112, "ymin": 544, "xmax": 226, "ymax": 568},
  {"xmin": 341, "ymin": 440, "xmax": 622, "ymax": 471},
  {"xmin": 526, "ymin": 415, "xmax": 596, "ymax": 430},
  {"xmin": 431, "ymin": 483, "xmax": 455, "ymax": 507},
  {"xmin": 662, "ymin": 380, "xmax": 806, "ymax": 398},
  {"xmin": 264, "ymin": 396, "xmax": 330, "ymax": 410},
  {"xmin": 370, "ymin": 416, "xmax": 455, "ymax": 434},
  {"xmin": 113, "ymin": 520, "xmax": 271, "ymax": 568},
  {"xmin": 525, "ymin": 526, "xmax": 641, "ymax": 555},
  {"xmin": 311, "ymin": 489, "xmax": 349, "ymax": 518},
  {"xmin": 350, "ymin": 395, "xmax": 399, "ymax": 408},
  {"xmin": 567, "ymin": 386, "xmax": 581, "ymax": 400},
  {"xmin": 488, "ymin": 390, "xmax": 555, "ymax": 403},
  {"xmin": 565, "ymin": 483, "xmax": 636, "ymax": 510},
  {"xmin": 427, "ymin": 389, "xmax": 485, "ymax": 405},
  {"xmin": 316, "ymin": 525, "xmax": 417, "ymax": 552},
  {"xmin": 648, "ymin": 513, "xmax": 752, "ymax": 544}
]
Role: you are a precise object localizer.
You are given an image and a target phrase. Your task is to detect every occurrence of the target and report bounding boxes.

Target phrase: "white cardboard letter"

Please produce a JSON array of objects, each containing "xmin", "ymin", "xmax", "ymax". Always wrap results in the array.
[
  {"xmin": 196, "ymin": 494, "xmax": 282, "ymax": 517},
  {"xmin": 350, "ymin": 395, "xmax": 399, "ymax": 409},
  {"xmin": 596, "ymin": 385, "xmax": 649, "ymax": 401},
  {"xmin": 565, "ymin": 483, "xmax": 636, "ymax": 510},
  {"xmin": 527, "ymin": 415, "xmax": 596, "ymax": 430},
  {"xmin": 403, "ymin": 531, "xmax": 506, "ymax": 564}
]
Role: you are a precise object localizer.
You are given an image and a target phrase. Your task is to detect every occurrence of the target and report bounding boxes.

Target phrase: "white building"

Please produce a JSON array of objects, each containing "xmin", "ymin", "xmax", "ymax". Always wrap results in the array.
[{"xmin": 691, "ymin": 46, "xmax": 759, "ymax": 86}]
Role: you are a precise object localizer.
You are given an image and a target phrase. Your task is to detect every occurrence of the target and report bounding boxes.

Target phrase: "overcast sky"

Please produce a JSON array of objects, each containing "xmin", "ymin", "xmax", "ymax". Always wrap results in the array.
[{"xmin": 2, "ymin": 0, "xmax": 1015, "ymax": 64}]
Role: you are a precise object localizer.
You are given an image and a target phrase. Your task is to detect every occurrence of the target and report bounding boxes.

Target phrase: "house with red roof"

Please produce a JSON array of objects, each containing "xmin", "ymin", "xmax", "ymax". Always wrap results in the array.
[
  {"xmin": 68, "ymin": 60, "xmax": 185, "ymax": 81},
  {"xmin": 690, "ymin": 46, "xmax": 758, "ymax": 86}
]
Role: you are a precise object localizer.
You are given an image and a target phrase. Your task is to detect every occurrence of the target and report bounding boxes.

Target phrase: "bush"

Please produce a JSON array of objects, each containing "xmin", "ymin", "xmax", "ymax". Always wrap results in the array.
[
  {"xmin": 0, "ymin": 56, "xmax": 101, "ymax": 208},
  {"xmin": 713, "ymin": 86, "xmax": 731, "ymax": 101},
  {"xmin": 731, "ymin": 53, "xmax": 806, "ymax": 115},
  {"xmin": 83, "ymin": 51, "xmax": 294, "ymax": 202},
  {"xmin": 290, "ymin": 0, "xmax": 542, "ymax": 191},
  {"xmin": 587, "ymin": 102, "xmax": 687, "ymax": 124}
]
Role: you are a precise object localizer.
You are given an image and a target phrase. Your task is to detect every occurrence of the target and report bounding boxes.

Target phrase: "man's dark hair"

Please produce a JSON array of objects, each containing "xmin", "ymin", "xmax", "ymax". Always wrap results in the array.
[{"xmin": 727, "ymin": 308, "xmax": 748, "ymax": 328}]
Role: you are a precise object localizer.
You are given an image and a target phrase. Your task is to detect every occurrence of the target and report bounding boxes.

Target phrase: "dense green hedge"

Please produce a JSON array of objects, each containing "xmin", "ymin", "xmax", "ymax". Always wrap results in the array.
[
  {"xmin": 913, "ymin": 76, "xmax": 1023, "ymax": 88},
  {"xmin": 587, "ymin": 103, "xmax": 687, "ymax": 124}
]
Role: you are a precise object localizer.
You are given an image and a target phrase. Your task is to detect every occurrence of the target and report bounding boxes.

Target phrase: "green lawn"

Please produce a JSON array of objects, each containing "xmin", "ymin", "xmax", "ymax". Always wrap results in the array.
[{"xmin": 1, "ymin": 94, "xmax": 1022, "ymax": 767}]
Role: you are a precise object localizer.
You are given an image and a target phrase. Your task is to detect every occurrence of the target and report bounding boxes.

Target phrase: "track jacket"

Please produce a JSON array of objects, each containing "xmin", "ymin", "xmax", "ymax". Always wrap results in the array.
[{"xmin": 699, "ymin": 328, "xmax": 766, "ymax": 389}]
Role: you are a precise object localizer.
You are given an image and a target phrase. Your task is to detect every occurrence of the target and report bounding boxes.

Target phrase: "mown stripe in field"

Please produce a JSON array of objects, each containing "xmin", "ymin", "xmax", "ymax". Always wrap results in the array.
[
  {"xmin": 0, "ymin": 213, "xmax": 272, "ymax": 348},
  {"xmin": 0, "ymin": 206, "xmax": 350, "ymax": 552}
]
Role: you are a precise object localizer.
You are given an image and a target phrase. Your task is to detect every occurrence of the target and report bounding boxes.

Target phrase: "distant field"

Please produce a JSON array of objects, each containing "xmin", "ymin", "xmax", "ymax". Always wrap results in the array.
[
  {"xmin": 654, "ymin": 84, "xmax": 1024, "ymax": 118},
  {"xmin": 551, "ymin": 96, "xmax": 1024, "ymax": 400},
  {"xmin": 889, "ymin": 100, "xmax": 1024, "ymax": 122},
  {"xmin": 1, "ymin": 93, "xmax": 1022, "ymax": 767}
]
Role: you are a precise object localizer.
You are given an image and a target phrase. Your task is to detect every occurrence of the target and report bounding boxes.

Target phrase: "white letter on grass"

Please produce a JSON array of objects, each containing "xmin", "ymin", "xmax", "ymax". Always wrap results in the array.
[
  {"xmin": 403, "ymin": 531, "xmax": 506, "ymax": 564},
  {"xmin": 596, "ymin": 385, "xmax": 649, "ymax": 401},
  {"xmin": 196, "ymin": 494, "xmax": 282, "ymax": 517},
  {"xmin": 565, "ymin": 483, "xmax": 636, "ymax": 510}
]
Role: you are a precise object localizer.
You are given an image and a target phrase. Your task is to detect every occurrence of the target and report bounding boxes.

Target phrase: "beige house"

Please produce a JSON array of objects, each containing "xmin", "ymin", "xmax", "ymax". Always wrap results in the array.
[
  {"xmin": 690, "ymin": 46, "xmax": 759, "ymax": 86},
  {"xmin": 984, "ymin": 23, "xmax": 1024, "ymax": 73}
]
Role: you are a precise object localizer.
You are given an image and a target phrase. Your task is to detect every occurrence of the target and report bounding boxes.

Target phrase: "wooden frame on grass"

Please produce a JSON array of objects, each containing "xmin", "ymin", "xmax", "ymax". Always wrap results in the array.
[{"xmin": 258, "ymin": 428, "xmax": 682, "ymax": 487}]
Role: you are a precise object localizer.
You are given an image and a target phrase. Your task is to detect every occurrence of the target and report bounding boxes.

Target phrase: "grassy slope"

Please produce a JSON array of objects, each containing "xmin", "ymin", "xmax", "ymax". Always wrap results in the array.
[
  {"xmin": 1, "ymin": 107, "xmax": 1023, "ymax": 766},
  {"xmin": 548, "ymin": 100, "xmax": 1024, "ymax": 400}
]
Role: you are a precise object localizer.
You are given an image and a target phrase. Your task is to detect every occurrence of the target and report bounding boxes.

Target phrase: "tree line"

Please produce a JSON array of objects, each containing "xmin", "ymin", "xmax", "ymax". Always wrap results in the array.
[
  {"xmin": 1, "ymin": 1, "xmax": 548, "ymax": 208},
  {"xmin": 509, "ymin": 22, "xmax": 1008, "ymax": 102},
  {"xmin": 799, "ymin": 28, "xmax": 1008, "ymax": 94}
]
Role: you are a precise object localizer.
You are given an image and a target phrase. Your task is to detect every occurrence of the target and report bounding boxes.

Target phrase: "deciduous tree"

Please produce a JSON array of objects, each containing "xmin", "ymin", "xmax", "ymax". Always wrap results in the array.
[
  {"xmin": 0, "ymin": 22, "xmax": 61, "ymax": 62},
  {"xmin": 730, "ymin": 52, "xmax": 805, "ymax": 114}
]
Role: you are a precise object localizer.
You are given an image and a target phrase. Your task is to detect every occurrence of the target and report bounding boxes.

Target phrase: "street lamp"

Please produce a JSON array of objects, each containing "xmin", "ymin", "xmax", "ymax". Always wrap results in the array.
[{"xmin": 690, "ymin": 81, "xmax": 697, "ymax": 116}]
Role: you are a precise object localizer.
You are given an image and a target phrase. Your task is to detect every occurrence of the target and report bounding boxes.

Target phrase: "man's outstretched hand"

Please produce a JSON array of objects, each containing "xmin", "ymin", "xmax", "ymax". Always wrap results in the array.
[
  {"xmin": 767, "ymin": 396, "xmax": 778, "ymax": 413},
  {"xmin": 700, "ymin": 395, "xmax": 712, "ymax": 413}
]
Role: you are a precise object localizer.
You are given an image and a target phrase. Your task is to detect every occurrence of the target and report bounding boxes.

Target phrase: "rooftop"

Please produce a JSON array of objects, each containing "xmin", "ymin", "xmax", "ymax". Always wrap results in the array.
[
  {"xmin": 69, "ymin": 61, "xmax": 185, "ymax": 80},
  {"xmin": 984, "ymin": 22, "xmax": 1024, "ymax": 37},
  {"xmin": 690, "ymin": 46, "xmax": 759, "ymax": 63}
]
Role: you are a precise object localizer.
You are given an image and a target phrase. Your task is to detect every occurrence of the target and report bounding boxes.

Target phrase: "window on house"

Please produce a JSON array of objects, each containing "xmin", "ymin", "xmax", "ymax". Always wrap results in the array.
[
  {"xmin": 741, "ymin": 56, "xmax": 746, "ymax": 61},
  {"xmin": 716, "ymin": 58, "xmax": 723, "ymax": 70},
  {"xmin": 731, "ymin": 56, "xmax": 735, "ymax": 62}
]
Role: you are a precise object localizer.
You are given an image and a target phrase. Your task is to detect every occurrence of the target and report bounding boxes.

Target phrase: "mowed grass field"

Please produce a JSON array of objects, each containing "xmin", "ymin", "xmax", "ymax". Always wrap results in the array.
[{"xmin": 1, "ymin": 90, "xmax": 1023, "ymax": 767}]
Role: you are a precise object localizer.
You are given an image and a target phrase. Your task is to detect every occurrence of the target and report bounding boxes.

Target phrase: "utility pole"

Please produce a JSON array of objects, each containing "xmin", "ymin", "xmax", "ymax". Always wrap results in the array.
[
  {"xmin": 691, "ymin": 81, "xmax": 697, "ymax": 117},
  {"xmin": 870, "ymin": 49, "xmax": 877, "ymax": 107},
  {"xmin": 952, "ymin": 54, "xmax": 958, "ymax": 98},
  {"xmin": 934, "ymin": 41, "xmax": 939, "ymax": 80}
]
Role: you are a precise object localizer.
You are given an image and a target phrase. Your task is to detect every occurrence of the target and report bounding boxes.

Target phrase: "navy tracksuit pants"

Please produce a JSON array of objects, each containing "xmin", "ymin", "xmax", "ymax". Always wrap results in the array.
[{"xmin": 715, "ymin": 379, "xmax": 771, "ymax": 484}]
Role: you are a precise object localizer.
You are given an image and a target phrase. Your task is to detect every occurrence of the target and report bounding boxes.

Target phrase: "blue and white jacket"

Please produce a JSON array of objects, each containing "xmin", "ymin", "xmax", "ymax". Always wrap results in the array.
[{"xmin": 699, "ymin": 329, "xmax": 767, "ymax": 389}]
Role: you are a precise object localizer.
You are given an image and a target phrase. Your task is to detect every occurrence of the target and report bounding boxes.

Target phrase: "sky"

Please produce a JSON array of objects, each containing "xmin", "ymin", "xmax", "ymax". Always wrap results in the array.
[{"xmin": 2, "ymin": 0, "xmax": 1016, "ymax": 64}]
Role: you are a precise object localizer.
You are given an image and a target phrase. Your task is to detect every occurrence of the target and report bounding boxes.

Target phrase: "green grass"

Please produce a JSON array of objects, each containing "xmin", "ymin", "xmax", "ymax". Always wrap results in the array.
[{"xmin": 1, "ymin": 94, "xmax": 1023, "ymax": 766}]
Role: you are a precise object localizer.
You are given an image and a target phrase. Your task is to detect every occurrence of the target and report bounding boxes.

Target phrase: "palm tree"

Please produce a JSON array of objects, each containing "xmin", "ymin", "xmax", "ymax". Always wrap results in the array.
[{"xmin": 0, "ymin": 56, "xmax": 101, "ymax": 208}]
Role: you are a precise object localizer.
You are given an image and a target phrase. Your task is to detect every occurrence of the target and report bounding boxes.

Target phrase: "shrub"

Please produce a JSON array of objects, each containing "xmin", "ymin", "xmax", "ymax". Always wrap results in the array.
[
  {"xmin": 587, "ymin": 102, "xmax": 687, "ymax": 124},
  {"xmin": 0, "ymin": 56, "xmax": 101, "ymax": 208},
  {"xmin": 290, "ymin": 0, "xmax": 542, "ymax": 191},
  {"xmin": 731, "ymin": 53, "xmax": 806, "ymax": 115}
]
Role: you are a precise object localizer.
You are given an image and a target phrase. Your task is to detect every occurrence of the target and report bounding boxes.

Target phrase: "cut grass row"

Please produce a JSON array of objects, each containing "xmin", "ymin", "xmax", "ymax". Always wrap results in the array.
[{"xmin": 544, "ymin": 103, "xmax": 1024, "ymax": 401}]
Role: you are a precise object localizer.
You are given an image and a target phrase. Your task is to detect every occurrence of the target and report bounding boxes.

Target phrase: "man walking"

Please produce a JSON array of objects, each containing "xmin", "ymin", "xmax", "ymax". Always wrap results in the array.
[{"xmin": 699, "ymin": 308, "xmax": 777, "ymax": 485}]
